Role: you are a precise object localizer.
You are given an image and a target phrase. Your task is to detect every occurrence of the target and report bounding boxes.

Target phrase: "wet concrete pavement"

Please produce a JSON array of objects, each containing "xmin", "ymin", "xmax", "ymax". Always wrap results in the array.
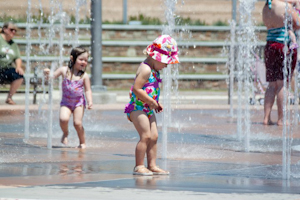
[{"xmin": 0, "ymin": 91, "xmax": 300, "ymax": 199}]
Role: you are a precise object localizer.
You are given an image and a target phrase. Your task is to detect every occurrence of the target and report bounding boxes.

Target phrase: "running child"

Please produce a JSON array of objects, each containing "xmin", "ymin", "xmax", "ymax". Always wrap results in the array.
[
  {"xmin": 124, "ymin": 35, "xmax": 179, "ymax": 175},
  {"xmin": 44, "ymin": 46, "xmax": 93, "ymax": 149}
]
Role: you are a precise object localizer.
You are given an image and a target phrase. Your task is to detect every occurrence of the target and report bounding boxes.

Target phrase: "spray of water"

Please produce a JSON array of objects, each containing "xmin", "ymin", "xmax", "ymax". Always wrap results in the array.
[
  {"xmin": 47, "ymin": 63, "xmax": 56, "ymax": 149},
  {"xmin": 161, "ymin": 0, "xmax": 182, "ymax": 159},
  {"xmin": 235, "ymin": 0, "xmax": 258, "ymax": 152},
  {"xmin": 282, "ymin": 0, "xmax": 297, "ymax": 180},
  {"xmin": 25, "ymin": 0, "xmax": 86, "ymax": 143},
  {"xmin": 74, "ymin": 0, "xmax": 87, "ymax": 46},
  {"xmin": 228, "ymin": 20, "xmax": 236, "ymax": 118},
  {"xmin": 294, "ymin": 30, "xmax": 300, "ymax": 123},
  {"xmin": 24, "ymin": 0, "xmax": 32, "ymax": 140}
]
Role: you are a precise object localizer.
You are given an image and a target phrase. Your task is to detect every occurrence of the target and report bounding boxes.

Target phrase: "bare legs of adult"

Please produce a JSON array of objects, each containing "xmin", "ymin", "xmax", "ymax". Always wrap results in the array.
[
  {"xmin": 5, "ymin": 78, "xmax": 23, "ymax": 105},
  {"xmin": 276, "ymin": 80, "xmax": 285, "ymax": 126},
  {"xmin": 263, "ymin": 82, "xmax": 276, "ymax": 125},
  {"xmin": 263, "ymin": 80, "xmax": 285, "ymax": 126}
]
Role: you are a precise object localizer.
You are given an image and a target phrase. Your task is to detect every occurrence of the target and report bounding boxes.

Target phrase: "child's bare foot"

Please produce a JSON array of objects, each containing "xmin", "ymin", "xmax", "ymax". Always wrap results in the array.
[
  {"xmin": 77, "ymin": 144, "xmax": 86, "ymax": 149},
  {"xmin": 277, "ymin": 120, "xmax": 290, "ymax": 126},
  {"xmin": 148, "ymin": 166, "xmax": 169, "ymax": 175},
  {"xmin": 133, "ymin": 165, "xmax": 153, "ymax": 176},
  {"xmin": 263, "ymin": 120, "xmax": 275, "ymax": 125},
  {"xmin": 5, "ymin": 98, "xmax": 16, "ymax": 105},
  {"xmin": 61, "ymin": 134, "xmax": 68, "ymax": 145}
]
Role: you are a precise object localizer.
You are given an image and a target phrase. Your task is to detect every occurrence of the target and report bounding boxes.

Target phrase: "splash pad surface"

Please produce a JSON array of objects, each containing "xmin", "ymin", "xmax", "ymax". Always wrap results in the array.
[{"xmin": 0, "ymin": 101, "xmax": 300, "ymax": 199}]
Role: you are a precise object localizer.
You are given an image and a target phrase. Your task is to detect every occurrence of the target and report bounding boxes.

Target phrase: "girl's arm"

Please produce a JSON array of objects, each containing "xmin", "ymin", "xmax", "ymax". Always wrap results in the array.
[
  {"xmin": 52, "ymin": 67, "xmax": 64, "ymax": 79},
  {"xmin": 44, "ymin": 66, "xmax": 65, "ymax": 79},
  {"xmin": 132, "ymin": 65, "xmax": 158, "ymax": 110},
  {"xmin": 83, "ymin": 73, "xmax": 93, "ymax": 109}
]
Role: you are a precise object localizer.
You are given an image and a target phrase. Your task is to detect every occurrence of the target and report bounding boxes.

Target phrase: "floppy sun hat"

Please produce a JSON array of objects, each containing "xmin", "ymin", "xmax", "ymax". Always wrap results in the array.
[{"xmin": 145, "ymin": 35, "xmax": 179, "ymax": 64}]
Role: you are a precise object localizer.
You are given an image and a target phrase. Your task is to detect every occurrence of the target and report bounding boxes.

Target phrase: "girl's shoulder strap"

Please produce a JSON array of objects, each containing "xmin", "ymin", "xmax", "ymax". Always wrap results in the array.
[
  {"xmin": 142, "ymin": 62, "xmax": 161, "ymax": 82},
  {"xmin": 135, "ymin": 62, "xmax": 151, "ymax": 81},
  {"xmin": 137, "ymin": 62, "xmax": 151, "ymax": 73},
  {"xmin": 142, "ymin": 62, "xmax": 152, "ymax": 70}
]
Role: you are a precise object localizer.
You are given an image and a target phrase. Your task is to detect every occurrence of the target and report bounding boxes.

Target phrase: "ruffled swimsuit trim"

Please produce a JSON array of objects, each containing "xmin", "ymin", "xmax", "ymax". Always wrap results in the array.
[{"xmin": 124, "ymin": 62, "xmax": 161, "ymax": 121}]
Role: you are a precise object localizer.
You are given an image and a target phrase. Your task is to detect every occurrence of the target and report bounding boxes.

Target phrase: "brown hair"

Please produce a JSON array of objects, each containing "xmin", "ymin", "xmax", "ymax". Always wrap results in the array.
[{"xmin": 68, "ymin": 46, "xmax": 89, "ymax": 79}]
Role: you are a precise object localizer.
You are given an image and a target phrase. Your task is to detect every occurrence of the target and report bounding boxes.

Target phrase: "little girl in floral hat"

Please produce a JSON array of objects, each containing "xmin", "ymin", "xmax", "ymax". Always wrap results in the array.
[{"xmin": 124, "ymin": 35, "xmax": 179, "ymax": 176}]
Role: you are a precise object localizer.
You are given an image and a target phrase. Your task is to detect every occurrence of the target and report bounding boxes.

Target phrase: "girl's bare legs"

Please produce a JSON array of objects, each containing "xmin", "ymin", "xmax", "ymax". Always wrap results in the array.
[
  {"xmin": 59, "ymin": 106, "xmax": 72, "ymax": 144},
  {"xmin": 263, "ymin": 82, "xmax": 276, "ymax": 125},
  {"xmin": 73, "ymin": 106, "xmax": 85, "ymax": 148},
  {"xmin": 146, "ymin": 114, "xmax": 158, "ymax": 168},
  {"xmin": 131, "ymin": 110, "xmax": 152, "ymax": 167},
  {"xmin": 131, "ymin": 111, "xmax": 168, "ymax": 174}
]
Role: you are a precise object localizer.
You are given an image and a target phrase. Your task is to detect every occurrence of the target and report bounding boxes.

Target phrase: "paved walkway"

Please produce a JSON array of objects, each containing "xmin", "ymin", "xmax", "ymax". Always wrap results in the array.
[
  {"xmin": 0, "ymin": 90, "xmax": 232, "ymax": 105},
  {"xmin": 0, "ymin": 90, "xmax": 300, "ymax": 200}
]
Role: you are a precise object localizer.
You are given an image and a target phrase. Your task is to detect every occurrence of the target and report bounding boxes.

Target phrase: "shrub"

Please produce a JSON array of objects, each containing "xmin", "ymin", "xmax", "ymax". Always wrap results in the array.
[{"xmin": 212, "ymin": 20, "xmax": 229, "ymax": 26}]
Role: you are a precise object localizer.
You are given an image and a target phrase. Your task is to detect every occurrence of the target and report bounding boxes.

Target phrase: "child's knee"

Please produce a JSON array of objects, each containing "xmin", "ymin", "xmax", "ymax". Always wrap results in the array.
[
  {"xmin": 141, "ymin": 134, "xmax": 151, "ymax": 143},
  {"xmin": 60, "ymin": 118, "xmax": 69, "ymax": 125},
  {"xmin": 73, "ymin": 121, "xmax": 83, "ymax": 128},
  {"xmin": 141, "ymin": 133, "xmax": 158, "ymax": 143},
  {"xmin": 151, "ymin": 133, "xmax": 158, "ymax": 142}
]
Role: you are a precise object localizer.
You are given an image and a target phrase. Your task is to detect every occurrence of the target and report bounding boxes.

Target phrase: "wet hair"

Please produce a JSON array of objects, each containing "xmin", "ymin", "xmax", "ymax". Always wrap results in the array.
[
  {"xmin": 68, "ymin": 46, "xmax": 88, "ymax": 79},
  {"xmin": 1, "ymin": 22, "xmax": 17, "ymax": 34}
]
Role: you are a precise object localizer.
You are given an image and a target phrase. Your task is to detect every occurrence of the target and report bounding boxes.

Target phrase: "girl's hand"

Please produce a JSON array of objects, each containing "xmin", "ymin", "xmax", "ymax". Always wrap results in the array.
[
  {"xmin": 44, "ymin": 68, "xmax": 50, "ymax": 75},
  {"xmin": 87, "ymin": 102, "xmax": 93, "ymax": 110},
  {"xmin": 148, "ymin": 99, "xmax": 159, "ymax": 110},
  {"xmin": 155, "ymin": 102, "xmax": 163, "ymax": 113},
  {"xmin": 43, "ymin": 68, "xmax": 50, "ymax": 79}
]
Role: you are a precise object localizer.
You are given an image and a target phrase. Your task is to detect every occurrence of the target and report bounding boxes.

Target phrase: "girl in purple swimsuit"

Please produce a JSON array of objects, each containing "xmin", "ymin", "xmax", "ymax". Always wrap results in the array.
[
  {"xmin": 124, "ymin": 35, "xmax": 179, "ymax": 176},
  {"xmin": 44, "ymin": 47, "xmax": 93, "ymax": 149}
]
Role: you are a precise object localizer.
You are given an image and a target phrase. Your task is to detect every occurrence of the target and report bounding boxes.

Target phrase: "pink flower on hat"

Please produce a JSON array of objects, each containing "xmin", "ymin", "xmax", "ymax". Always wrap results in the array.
[
  {"xmin": 145, "ymin": 35, "xmax": 180, "ymax": 64},
  {"xmin": 156, "ymin": 53, "xmax": 162, "ymax": 63}
]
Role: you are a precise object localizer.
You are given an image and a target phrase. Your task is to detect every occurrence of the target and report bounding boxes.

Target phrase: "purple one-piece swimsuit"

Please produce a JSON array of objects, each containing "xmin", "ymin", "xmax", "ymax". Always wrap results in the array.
[{"xmin": 60, "ymin": 77, "xmax": 86, "ymax": 111}]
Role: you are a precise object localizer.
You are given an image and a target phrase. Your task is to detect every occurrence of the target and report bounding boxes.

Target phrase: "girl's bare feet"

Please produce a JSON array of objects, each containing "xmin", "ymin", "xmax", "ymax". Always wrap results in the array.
[
  {"xmin": 133, "ymin": 165, "xmax": 153, "ymax": 176},
  {"xmin": 277, "ymin": 120, "xmax": 289, "ymax": 126},
  {"xmin": 61, "ymin": 134, "xmax": 68, "ymax": 145},
  {"xmin": 5, "ymin": 98, "xmax": 16, "ymax": 105},
  {"xmin": 263, "ymin": 120, "xmax": 275, "ymax": 125},
  {"xmin": 77, "ymin": 144, "xmax": 86, "ymax": 149},
  {"xmin": 148, "ymin": 166, "xmax": 169, "ymax": 175}
]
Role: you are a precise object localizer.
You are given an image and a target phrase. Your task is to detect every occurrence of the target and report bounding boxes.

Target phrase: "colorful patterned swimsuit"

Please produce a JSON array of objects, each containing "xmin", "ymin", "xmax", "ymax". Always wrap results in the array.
[
  {"xmin": 124, "ymin": 62, "xmax": 161, "ymax": 121},
  {"xmin": 60, "ymin": 77, "xmax": 86, "ymax": 111}
]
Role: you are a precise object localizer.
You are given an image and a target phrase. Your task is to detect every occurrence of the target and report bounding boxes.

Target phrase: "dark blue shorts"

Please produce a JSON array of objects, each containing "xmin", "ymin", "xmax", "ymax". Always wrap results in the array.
[{"xmin": 0, "ymin": 67, "xmax": 24, "ymax": 84}]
